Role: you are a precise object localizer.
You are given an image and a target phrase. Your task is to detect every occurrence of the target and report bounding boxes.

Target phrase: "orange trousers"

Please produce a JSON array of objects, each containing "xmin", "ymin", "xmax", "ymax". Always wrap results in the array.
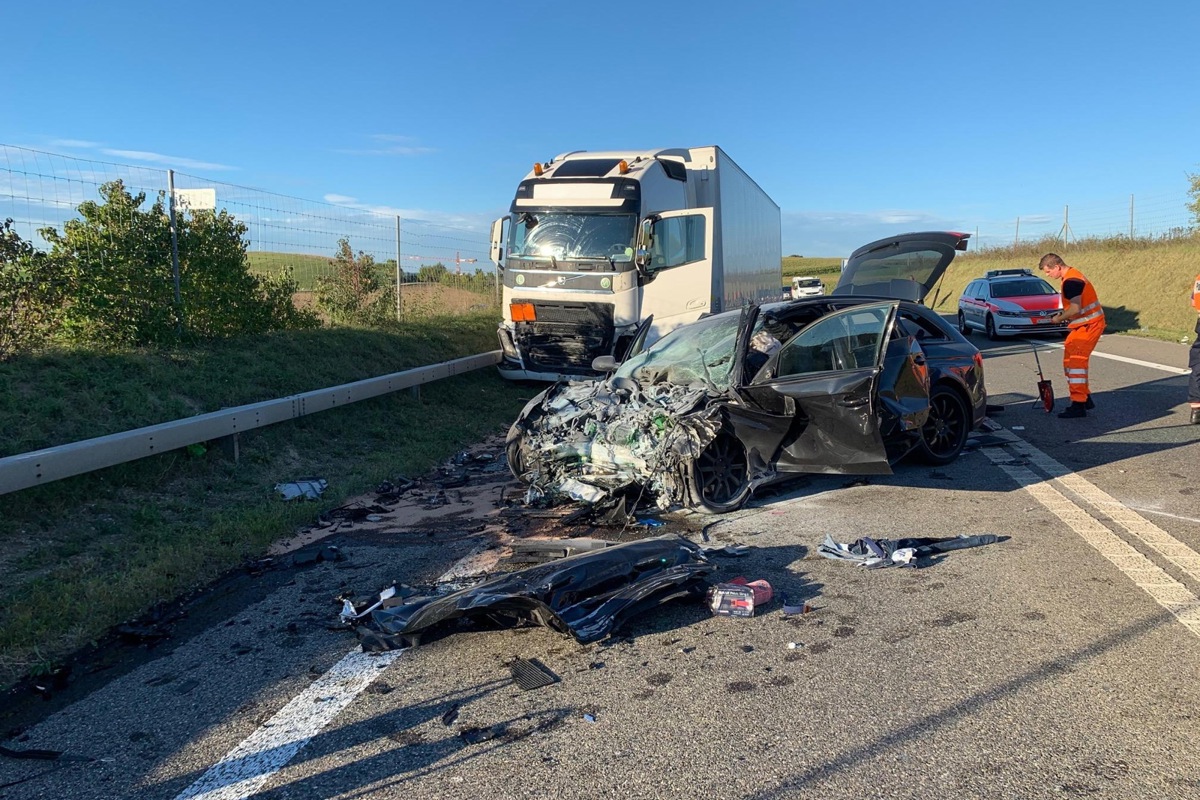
[{"xmin": 1063, "ymin": 320, "xmax": 1104, "ymax": 402}]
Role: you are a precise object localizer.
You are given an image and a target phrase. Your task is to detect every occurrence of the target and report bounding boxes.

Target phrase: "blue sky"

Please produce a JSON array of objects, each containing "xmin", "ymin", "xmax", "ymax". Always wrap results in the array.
[{"xmin": 2, "ymin": 0, "xmax": 1198, "ymax": 257}]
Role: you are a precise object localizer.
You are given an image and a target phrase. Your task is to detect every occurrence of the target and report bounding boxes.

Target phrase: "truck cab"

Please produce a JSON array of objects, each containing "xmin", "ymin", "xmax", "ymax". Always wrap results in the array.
[{"xmin": 491, "ymin": 147, "xmax": 780, "ymax": 382}]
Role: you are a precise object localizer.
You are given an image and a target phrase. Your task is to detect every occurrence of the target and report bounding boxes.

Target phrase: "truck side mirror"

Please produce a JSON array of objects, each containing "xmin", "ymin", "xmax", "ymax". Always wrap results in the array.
[
  {"xmin": 634, "ymin": 217, "xmax": 655, "ymax": 269},
  {"xmin": 591, "ymin": 355, "xmax": 619, "ymax": 372},
  {"xmin": 489, "ymin": 217, "xmax": 507, "ymax": 270}
]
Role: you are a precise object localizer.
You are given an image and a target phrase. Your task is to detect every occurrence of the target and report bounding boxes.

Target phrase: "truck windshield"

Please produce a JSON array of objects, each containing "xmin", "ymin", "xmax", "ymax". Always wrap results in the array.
[{"xmin": 507, "ymin": 212, "xmax": 636, "ymax": 260}]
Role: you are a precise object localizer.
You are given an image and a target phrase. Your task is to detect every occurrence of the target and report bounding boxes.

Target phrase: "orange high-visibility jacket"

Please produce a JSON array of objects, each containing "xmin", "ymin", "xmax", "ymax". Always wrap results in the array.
[
  {"xmin": 1192, "ymin": 273, "xmax": 1200, "ymax": 313},
  {"xmin": 1062, "ymin": 267, "xmax": 1104, "ymax": 328}
]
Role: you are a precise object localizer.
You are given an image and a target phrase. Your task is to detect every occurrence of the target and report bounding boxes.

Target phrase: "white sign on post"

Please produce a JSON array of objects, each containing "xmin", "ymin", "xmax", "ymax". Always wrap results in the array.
[{"xmin": 173, "ymin": 188, "xmax": 217, "ymax": 212}]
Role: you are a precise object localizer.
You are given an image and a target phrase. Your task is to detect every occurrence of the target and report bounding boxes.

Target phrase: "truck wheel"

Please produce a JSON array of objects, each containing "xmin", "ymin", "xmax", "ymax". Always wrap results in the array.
[
  {"xmin": 957, "ymin": 311, "xmax": 970, "ymax": 335},
  {"xmin": 687, "ymin": 432, "xmax": 751, "ymax": 513},
  {"xmin": 916, "ymin": 386, "xmax": 970, "ymax": 465}
]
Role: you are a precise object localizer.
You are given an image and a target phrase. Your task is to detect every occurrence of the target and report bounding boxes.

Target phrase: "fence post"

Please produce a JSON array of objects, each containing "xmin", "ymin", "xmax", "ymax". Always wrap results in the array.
[
  {"xmin": 167, "ymin": 169, "xmax": 183, "ymax": 337},
  {"xmin": 400, "ymin": 215, "xmax": 410, "ymax": 326}
]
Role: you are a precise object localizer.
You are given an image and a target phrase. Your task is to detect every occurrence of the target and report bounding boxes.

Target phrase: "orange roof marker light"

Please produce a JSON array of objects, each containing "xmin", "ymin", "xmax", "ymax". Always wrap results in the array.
[
  {"xmin": 533, "ymin": 162, "xmax": 544, "ymax": 176},
  {"xmin": 618, "ymin": 160, "xmax": 629, "ymax": 174},
  {"xmin": 510, "ymin": 302, "xmax": 536, "ymax": 322}
]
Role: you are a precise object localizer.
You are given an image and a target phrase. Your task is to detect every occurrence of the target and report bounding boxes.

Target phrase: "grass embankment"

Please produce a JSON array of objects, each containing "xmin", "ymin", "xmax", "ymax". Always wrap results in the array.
[{"xmin": 0, "ymin": 312, "xmax": 531, "ymax": 689}]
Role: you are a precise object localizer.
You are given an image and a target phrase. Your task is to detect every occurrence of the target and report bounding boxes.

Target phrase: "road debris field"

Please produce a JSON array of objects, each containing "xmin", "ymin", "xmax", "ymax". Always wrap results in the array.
[{"xmin": 5, "ymin": 335, "xmax": 1200, "ymax": 800}]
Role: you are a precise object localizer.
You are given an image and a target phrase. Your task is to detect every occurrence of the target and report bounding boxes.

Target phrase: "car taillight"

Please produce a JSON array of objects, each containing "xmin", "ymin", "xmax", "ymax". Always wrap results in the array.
[
  {"xmin": 973, "ymin": 351, "xmax": 984, "ymax": 369},
  {"xmin": 510, "ymin": 302, "xmax": 536, "ymax": 322}
]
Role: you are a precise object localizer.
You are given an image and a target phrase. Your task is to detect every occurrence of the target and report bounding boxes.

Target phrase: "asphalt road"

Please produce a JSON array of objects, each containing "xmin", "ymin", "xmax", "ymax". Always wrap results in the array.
[{"xmin": 2, "ymin": 331, "xmax": 1198, "ymax": 800}]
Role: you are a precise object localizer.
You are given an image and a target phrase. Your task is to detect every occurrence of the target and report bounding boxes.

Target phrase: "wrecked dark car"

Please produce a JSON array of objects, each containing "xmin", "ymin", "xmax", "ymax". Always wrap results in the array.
[
  {"xmin": 353, "ymin": 535, "xmax": 714, "ymax": 650},
  {"xmin": 506, "ymin": 231, "xmax": 988, "ymax": 513}
]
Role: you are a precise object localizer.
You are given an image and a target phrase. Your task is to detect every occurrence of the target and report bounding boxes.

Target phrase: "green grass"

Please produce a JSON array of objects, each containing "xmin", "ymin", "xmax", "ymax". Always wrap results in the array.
[{"xmin": 0, "ymin": 312, "xmax": 532, "ymax": 688}]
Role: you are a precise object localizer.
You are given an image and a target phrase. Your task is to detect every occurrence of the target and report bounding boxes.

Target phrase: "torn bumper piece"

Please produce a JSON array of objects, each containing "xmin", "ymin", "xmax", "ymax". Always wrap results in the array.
[{"xmin": 355, "ymin": 535, "xmax": 714, "ymax": 651}]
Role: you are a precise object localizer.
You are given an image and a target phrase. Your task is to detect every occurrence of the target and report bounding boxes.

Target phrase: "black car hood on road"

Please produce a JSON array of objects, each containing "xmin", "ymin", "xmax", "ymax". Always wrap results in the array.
[
  {"xmin": 833, "ymin": 231, "xmax": 970, "ymax": 304},
  {"xmin": 356, "ymin": 535, "xmax": 714, "ymax": 650}
]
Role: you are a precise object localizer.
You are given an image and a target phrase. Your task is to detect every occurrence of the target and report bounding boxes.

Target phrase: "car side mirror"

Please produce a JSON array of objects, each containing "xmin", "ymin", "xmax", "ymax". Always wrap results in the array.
[{"xmin": 592, "ymin": 355, "xmax": 619, "ymax": 372}]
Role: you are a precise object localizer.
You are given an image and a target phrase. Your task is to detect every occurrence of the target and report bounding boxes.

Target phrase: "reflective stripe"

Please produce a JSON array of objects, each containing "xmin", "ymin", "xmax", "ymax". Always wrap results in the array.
[{"xmin": 1068, "ymin": 377, "xmax": 1088, "ymax": 384}]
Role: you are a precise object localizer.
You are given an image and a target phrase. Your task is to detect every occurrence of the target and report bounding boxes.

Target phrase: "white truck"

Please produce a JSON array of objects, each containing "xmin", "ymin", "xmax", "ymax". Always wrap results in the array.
[{"xmin": 489, "ymin": 146, "xmax": 782, "ymax": 382}]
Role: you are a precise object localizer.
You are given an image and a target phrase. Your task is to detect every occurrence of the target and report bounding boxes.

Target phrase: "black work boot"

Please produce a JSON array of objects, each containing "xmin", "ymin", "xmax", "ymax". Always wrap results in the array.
[
  {"xmin": 1191, "ymin": 406, "xmax": 1200, "ymax": 425},
  {"xmin": 1058, "ymin": 401, "xmax": 1087, "ymax": 419},
  {"xmin": 1084, "ymin": 396, "xmax": 1095, "ymax": 410}
]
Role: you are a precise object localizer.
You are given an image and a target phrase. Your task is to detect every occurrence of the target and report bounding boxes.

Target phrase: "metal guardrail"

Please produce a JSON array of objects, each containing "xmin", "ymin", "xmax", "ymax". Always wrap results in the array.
[{"xmin": 0, "ymin": 351, "xmax": 503, "ymax": 496}]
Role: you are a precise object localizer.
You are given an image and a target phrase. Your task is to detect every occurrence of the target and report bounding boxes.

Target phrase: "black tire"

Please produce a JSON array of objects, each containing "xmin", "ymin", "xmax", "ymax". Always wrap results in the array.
[
  {"xmin": 984, "ymin": 314, "xmax": 999, "ymax": 341},
  {"xmin": 505, "ymin": 424, "xmax": 529, "ymax": 479},
  {"xmin": 687, "ymin": 432, "xmax": 751, "ymax": 513},
  {"xmin": 957, "ymin": 311, "xmax": 971, "ymax": 336},
  {"xmin": 917, "ymin": 385, "xmax": 971, "ymax": 465}
]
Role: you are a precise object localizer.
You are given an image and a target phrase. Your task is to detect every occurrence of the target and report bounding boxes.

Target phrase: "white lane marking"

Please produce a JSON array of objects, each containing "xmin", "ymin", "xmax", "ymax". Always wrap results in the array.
[
  {"xmin": 1034, "ymin": 342, "xmax": 1189, "ymax": 375},
  {"xmin": 1018, "ymin": 443, "xmax": 1200, "ymax": 584},
  {"xmin": 984, "ymin": 447, "xmax": 1200, "ymax": 638},
  {"xmin": 176, "ymin": 552, "xmax": 481, "ymax": 800},
  {"xmin": 1127, "ymin": 506, "xmax": 1200, "ymax": 526},
  {"xmin": 175, "ymin": 649, "xmax": 403, "ymax": 800}
]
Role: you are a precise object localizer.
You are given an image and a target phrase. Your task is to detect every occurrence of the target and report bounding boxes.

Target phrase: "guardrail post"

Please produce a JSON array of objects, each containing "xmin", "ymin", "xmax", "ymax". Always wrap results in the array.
[{"xmin": 218, "ymin": 432, "xmax": 240, "ymax": 463}]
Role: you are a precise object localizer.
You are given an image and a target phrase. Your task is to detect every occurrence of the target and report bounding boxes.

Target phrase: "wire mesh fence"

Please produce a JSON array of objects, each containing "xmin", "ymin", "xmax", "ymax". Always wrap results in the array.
[{"xmin": 0, "ymin": 143, "xmax": 499, "ymax": 327}]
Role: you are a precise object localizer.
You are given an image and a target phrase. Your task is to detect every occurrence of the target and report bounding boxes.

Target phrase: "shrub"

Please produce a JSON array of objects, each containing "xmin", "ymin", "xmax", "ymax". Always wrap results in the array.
[
  {"xmin": 0, "ymin": 219, "xmax": 68, "ymax": 359},
  {"xmin": 315, "ymin": 238, "xmax": 394, "ymax": 326},
  {"xmin": 40, "ymin": 181, "xmax": 318, "ymax": 346}
]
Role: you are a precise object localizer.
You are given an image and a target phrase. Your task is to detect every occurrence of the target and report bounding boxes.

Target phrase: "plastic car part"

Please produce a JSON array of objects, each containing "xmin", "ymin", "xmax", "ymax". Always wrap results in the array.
[
  {"xmin": 355, "ymin": 535, "xmax": 714, "ymax": 650},
  {"xmin": 510, "ymin": 658, "xmax": 560, "ymax": 690}
]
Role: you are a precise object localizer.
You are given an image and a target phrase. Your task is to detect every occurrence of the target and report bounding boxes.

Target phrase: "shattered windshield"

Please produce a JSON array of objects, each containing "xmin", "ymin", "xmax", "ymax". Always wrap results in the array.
[
  {"xmin": 507, "ymin": 212, "xmax": 636, "ymax": 260},
  {"xmin": 614, "ymin": 312, "xmax": 742, "ymax": 390}
]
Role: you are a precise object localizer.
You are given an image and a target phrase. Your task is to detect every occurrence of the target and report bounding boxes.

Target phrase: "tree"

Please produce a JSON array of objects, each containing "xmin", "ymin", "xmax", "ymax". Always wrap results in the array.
[
  {"xmin": 41, "ymin": 180, "xmax": 317, "ymax": 346},
  {"xmin": 314, "ymin": 238, "xmax": 392, "ymax": 325}
]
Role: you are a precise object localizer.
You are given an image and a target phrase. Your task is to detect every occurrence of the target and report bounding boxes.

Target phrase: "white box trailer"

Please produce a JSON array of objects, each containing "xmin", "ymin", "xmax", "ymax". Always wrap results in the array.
[{"xmin": 490, "ymin": 145, "xmax": 782, "ymax": 382}]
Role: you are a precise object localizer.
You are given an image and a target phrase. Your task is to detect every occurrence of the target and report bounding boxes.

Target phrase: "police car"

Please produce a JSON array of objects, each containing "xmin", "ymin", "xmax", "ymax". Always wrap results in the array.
[{"xmin": 956, "ymin": 268, "xmax": 1068, "ymax": 339}]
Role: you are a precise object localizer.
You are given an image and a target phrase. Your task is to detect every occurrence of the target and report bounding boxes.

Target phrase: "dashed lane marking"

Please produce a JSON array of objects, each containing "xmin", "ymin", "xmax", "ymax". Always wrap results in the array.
[{"xmin": 175, "ymin": 551, "xmax": 479, "ymax": 800}]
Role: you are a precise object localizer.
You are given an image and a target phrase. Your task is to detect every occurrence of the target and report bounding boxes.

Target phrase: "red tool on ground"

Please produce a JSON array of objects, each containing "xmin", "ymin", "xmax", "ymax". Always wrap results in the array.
[{"xmin": 1030, "ymin": 342, "xmax": 1055, "ymax": 412}]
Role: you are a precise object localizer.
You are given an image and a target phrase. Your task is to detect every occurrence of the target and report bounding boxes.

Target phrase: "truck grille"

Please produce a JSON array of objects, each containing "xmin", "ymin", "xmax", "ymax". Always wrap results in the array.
[{"xmin": 515, "ymin": 301, "xmax": 614, "ymax": 372}]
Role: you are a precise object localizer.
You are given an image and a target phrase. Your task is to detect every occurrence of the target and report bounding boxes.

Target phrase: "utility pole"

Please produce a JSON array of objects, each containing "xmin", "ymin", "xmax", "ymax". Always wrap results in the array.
[
  {"xmin": 1056, "ymin": 205, "xmax": 1074, "ymax": 245},
  {"xmin": 1129, "ymin": 194, "xmax": 1134, "ymax": 239},
  {"xmin": 1014, "ymin": 217, "xmax": 1020, "ymax": 249}
]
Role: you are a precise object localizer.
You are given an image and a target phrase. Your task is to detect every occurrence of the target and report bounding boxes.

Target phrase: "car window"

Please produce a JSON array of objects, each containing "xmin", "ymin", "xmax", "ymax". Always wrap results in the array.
[
  {"xmin": 963, "ymin": 281, "xmax": 978, "ymax": 299},
  {"xmin": 989, "ymin": 278, "xmax": 1058, "ymax": 298},
  {"xmin": 898, "ymin": 307, "xmax": 948, "ymax": 340},
  {"xmin": 775, "ymin": 302, "xmax": 894, "ymax": 378}
]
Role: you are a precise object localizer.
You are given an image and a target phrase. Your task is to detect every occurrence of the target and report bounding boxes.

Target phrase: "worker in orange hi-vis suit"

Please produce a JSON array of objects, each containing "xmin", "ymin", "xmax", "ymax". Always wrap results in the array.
[
  {"xmin": 1039, "ymin": 253, "xmax": 1105, "ymax": 418},
  {"xmin": 1189, "ymin": 272, "xmax": 1200, "ymax": 424}
]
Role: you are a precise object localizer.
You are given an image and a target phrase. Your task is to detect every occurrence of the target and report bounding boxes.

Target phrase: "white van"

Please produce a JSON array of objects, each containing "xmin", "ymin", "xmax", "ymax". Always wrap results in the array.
[{"xmin": 790, "ymin": 276, "xmax": 825, "ymax": 298}]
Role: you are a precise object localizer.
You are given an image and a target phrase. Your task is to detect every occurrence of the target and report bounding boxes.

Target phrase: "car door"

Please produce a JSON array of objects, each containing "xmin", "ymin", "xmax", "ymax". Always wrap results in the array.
[
  {"xmin": 728, "ymin": 301, "xmax": 902, "ymax": 476},
  {"xmin": 833, "ymin": 231, "xmax": 969, "ymax": 303},
  {"xmin": 964, "ymin": 280, "xmax": 984, "ymax": 327}
]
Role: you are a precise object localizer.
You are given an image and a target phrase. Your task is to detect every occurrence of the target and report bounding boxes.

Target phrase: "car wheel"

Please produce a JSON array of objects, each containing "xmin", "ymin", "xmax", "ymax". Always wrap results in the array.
[
  {"xmin": 917, "ymin": 385, "xmax": 971, "ymax": 465},
  {"xmin": 957, "ymin": 311, "xmax": 971, "ymax": 335},
  {"xmin": 687, "ymin": 432, "xmax": 751, "ymax": 513},
  {"xmin": 505, "ymin": 424, "xmax": 530, "ymax": 479},
  {"xmin": 984, "ymin": 314, "xmax": 999, "ymax": 340}
]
